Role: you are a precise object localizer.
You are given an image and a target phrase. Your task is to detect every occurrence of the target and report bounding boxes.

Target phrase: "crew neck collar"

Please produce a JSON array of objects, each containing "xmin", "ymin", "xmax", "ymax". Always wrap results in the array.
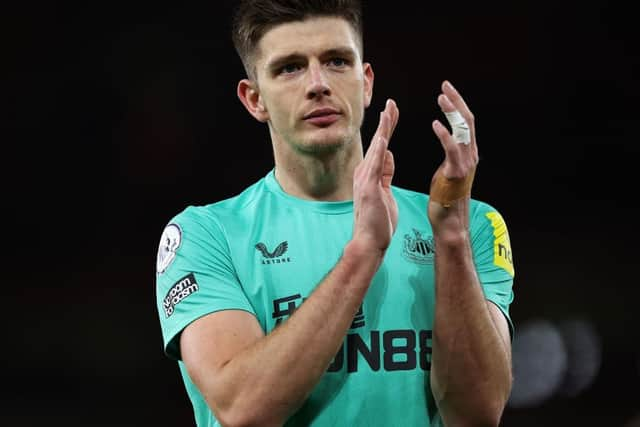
[{"xmin": 264, "ymin": 169, "xmax": 353, "ymax": 214}]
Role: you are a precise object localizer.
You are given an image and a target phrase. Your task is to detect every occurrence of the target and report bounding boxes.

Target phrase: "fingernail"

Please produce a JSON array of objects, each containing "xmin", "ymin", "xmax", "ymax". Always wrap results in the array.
[{"xmin": 444, "ymin": 81, "xmax": 454, "ymax": 90}]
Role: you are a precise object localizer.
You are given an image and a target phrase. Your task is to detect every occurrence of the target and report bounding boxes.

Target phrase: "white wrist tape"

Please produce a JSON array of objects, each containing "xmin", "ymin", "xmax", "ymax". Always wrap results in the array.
[{"xmin": 444, "ymin": 110, "xmax": 471, "ymax": 145}]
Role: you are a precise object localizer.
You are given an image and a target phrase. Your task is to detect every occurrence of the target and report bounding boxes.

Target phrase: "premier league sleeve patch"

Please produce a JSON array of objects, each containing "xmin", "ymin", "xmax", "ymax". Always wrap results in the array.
[{"xmin": 156, "ymin": 223, "xmax": 182, "ymax": 274}]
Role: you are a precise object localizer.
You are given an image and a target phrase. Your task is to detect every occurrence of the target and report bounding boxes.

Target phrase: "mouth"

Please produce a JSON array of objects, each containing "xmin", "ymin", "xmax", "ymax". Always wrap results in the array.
[{"xmin": 303, "ymin": 108, "xmax": 341, "ymax": 127}]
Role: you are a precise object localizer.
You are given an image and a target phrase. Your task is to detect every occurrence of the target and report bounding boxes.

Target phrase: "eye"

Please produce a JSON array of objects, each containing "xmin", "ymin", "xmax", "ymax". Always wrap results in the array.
[
  {"xmin": 328, "ymin": 57, "xmax": 348, "ymax": 67},
  {"xmin": 280, "ymin": 63, "xmax": 302, "ymax": 74}
]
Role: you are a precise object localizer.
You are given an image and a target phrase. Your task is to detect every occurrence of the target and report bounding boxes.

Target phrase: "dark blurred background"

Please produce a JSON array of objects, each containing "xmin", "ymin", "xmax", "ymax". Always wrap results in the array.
[{"xmin": 4, "ymin": 1, "xmax": 638, "ymax": 426}]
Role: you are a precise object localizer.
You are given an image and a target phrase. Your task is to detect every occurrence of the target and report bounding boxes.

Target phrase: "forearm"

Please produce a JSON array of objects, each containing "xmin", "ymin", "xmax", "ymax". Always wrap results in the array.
[
  {"xmin": 430, "ymin": 224, "xmax": 512, "ymax": 426},
  {"xmin": 211, "ymin": 239, "xmax": 381, "ymax": 426}
]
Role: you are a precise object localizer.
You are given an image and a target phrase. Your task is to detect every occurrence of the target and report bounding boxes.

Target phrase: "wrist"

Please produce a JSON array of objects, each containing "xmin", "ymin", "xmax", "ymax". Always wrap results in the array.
[
  {"xmin": 321, "ymin": 239, "xmax": 384, "ymax": 299},
  {"xmin": 432, "ymin": 228, "xmax": 470, "ymax": 247},
  {"xmin": 341, "ymin": 238, "xmax": 385, "ymax": 283},
  {"xmin": 344, "ymin": 238, "xmax": 385, "ymax": 264},
  {"xmin": 428, "ymin": 198, "xmax": 470, "ymax": 234}
]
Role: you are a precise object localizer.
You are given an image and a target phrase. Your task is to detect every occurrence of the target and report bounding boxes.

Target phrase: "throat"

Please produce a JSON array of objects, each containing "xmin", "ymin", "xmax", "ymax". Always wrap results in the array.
[
  {"xmin": 271, "ymin": 130, "xmax": 364, "ymax": 201},
  {"xmin": 275, "ymin": 159, "xmax": 354, "ymax": 201}
]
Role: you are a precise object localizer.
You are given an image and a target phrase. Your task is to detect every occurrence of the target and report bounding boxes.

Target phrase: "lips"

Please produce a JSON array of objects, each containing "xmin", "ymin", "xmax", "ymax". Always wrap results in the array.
[
  {"xmin": 303, "ymin": 108, "xmax": 340, "ymax": 119},
  {"xmin": 303, "ymin": 108, "xmax": 341, "ymax": 126}
]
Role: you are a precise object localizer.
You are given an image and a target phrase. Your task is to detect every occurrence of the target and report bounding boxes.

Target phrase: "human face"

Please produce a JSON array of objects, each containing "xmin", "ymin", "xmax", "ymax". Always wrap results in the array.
[{"xmin": 251, "ymin": 17, "xmax": 373, "ymax": 154}]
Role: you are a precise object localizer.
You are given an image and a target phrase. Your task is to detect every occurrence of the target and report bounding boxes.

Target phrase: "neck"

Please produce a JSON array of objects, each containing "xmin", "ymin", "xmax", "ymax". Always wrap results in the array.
[{"xmin": 272, "ymin": 135, "xmax": 363, "ymax": 201}]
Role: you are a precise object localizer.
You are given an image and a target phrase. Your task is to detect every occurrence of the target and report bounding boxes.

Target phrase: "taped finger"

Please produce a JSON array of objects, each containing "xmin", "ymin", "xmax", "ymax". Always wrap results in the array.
[{"xmin": 444, "ymin": 110, "xmax": 471, "ymax": 145}]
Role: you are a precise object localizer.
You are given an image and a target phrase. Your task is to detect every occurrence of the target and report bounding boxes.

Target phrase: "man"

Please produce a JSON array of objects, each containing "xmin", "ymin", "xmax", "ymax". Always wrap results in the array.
[{"xmin": 155, "ymin": 1, "xmax": 515, "ymax": 426}]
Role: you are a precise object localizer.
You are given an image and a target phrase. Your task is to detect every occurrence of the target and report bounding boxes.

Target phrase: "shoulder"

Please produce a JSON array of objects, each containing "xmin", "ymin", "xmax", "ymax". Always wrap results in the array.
[
  {"xmin": 166, "ymin": 176, "xmax": 268, "ymax": 229},
  {"xmin": 155, "ymin": 178, "xmax": 269, "ymax": 273},
  {"xmin": 468, "ymin": 199, "xmax": 511, "ymax": 230}
]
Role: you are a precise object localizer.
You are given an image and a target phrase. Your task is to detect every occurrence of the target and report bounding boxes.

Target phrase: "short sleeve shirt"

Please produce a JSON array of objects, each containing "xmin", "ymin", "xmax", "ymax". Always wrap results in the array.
[{"xmin": 155, "ymin": 169, "xmax": 515, "ymax": 427}]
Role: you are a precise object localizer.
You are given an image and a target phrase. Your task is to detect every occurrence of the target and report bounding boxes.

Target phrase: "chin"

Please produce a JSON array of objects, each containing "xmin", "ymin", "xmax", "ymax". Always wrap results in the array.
[
  {"xmin": 297, "ymin": 132, "xmax": 351, "ymax": 155},
  {"xmin": 298, "ymin": 125, "xmax": 357, "ymax": 152}
]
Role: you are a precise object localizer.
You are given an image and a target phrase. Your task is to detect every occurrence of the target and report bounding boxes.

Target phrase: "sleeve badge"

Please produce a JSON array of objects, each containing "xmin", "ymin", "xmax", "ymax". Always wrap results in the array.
[{"xmin": 156, "ymin": 223, "xmax": 182, "ymax": 274}]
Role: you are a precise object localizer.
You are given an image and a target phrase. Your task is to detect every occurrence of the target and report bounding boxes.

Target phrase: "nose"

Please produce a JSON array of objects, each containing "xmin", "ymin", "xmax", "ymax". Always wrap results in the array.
[{"xmin": 306, "ymin": 61, "xmax": 331, "ymax": 99}]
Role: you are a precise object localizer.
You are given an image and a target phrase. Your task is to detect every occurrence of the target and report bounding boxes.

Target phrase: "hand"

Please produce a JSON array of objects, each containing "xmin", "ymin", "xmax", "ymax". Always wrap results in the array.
[
  {"xmin": 428, "ymin": 81, "xmax": 479, "ymax": 228},
  {"xmin": 352, "ymin": 99, "xmax": 400, "ymax": 254}
]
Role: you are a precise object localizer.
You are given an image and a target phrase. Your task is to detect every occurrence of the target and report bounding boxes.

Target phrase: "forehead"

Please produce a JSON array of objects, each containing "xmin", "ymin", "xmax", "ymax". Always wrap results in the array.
[{"xmin": 256, "ymin": 17, "xmax": 361, "ymax": 65}]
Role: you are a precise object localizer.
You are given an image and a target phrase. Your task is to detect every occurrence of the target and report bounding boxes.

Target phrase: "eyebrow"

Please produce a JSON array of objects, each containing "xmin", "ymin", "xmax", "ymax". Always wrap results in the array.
[{"xmin": 265, "ymin": 46, "xmax": 357, "ymax": 73}]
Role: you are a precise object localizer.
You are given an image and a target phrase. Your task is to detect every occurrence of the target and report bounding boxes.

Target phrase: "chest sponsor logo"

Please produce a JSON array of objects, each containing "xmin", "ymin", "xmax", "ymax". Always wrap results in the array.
[
  {"xmin": 271, "ymin": 293, "xmax": 363, "ymax": 329},
  {"xmin": 272, "ymin": 293, "xmax": 304, "ymax": 325},
  {"xmin": 486, "ymin": 212, "xmax": 514, "ymax": 277},
  {"xmin": 402, "ymin": 228, "xmax": 435, "ymax": 265},
  {"xmin": 157, "ymin": 223, "xmax": 182, "ymax": 274},
  {"xmin": 163, "ymin": 273, "xmax": 199, "ymax": 317},
  {"xmin": 271, "ymin": 294, "xmax": 431, "ymax": 373},
  {"xmin": 328, "ymin": 329, "xmax": 433, "ymax": 373},
  {"xmin": 255, "ymin": 241, "xmax": 291, "ymax": 265}
]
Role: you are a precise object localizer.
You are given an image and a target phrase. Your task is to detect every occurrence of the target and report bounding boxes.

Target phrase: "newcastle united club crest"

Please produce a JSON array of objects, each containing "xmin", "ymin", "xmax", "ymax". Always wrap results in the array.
[{"xmin": 402, "ymin": 229, "xmax": 435, "ymax": 265}]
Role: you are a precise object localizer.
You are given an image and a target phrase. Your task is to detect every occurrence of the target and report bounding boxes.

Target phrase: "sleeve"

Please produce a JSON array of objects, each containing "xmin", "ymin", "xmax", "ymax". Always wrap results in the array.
[
  {"xmin": 155, "ymin": 206, "xmax": 256, "ymax": 360},
  {"xmin": 469, "ymin": 201, "xmax": 516, "ymax": 338}
]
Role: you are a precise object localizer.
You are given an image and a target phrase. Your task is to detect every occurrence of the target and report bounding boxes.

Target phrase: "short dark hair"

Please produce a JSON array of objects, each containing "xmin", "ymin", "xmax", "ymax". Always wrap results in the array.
[{"xmin": 231, "ymin": 0, "xmax": 363, "ymax": 80}]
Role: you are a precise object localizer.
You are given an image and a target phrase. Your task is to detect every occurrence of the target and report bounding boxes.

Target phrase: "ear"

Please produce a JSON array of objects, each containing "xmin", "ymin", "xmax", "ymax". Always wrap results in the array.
[
  {"xmin": 237, "ymin": 79, "xmax": 269, "ymax": 123},
  {"xmin": 362, "ymin": 63, "xmax": 374, "ymax": 108}
]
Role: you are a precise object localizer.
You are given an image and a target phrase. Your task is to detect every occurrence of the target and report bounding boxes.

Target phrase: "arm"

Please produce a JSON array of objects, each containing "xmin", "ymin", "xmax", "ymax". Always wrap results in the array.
[
  {"xmin": 428, "ymin": 81, "xmax": 512, "ymax": 427},
  {"xmin": 180, "ymin": 100, "xmax": 400, "ymax": 427}
]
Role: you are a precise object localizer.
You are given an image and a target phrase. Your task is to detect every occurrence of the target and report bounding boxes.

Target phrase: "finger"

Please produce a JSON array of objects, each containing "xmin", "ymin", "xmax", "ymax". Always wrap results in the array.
[
  {"xmin": 432, "ymin": 119, "xmax": 457, "ymax": 153},
  {"xmin": 385, "ymin": 99, "xmax": 399, "ymax": 140},
  {"xmin": 362, "ymin": 112, "xmax": 390, "ymax": 187},
  {"xmin": 380, "ymin": 107, "xmax": 391, "ymax": 142},
  {"xmin": 439, "ymin": 84, "xmax": 474, "ymax": 146},
  {"xmin": 376, "ymin": 102, "xmax": 392, "ymax": 142},
  {"xmin": 368, "ymin": 134, "xmax": 389, "ymax": 179},
  {"xmin": 437, "ymin": 94, "xmax": 456, "ymax": 114},
  {"xmin": 438, "ymin": 96, "xmax": 471, "ymax": 146},
  {"xmin": 381, "ymin": 150, "xmax": 394, "ymax": 188},
  {"xmin": 364, "ymin": 111, "xmax": 387, "ymax": 163},
  {"xmin": 432, "ymin": 119, "xmax": 467, "ymax": 178},
  {"xmin": 442, "ymin": 81, "xmax": 478, "ymax": 151},
  {"xmin": 442, "ymin": 80, "xmax": 472, "ymax": 120}
]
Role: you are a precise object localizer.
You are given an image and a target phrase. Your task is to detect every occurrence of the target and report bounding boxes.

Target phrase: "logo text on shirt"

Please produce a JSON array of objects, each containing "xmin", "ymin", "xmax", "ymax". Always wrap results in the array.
[
  {"xmin": 256, "ymin": 241, "xmax": 291, "ymax": 265},
  {"xmin": 163, "ymin": 273, "xmax": 199, "ymax": 317},
  {"xmin": 271, "ymin": 293, "xmax": 363, "ymax": 329}
]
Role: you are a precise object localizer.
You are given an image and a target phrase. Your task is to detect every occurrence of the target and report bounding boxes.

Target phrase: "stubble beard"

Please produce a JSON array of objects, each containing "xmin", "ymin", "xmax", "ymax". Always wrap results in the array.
[
  {"xmin": 294, "ymin": 134, "xmax": 350, "ymax": 155},
  {"xmin": 289, "ymin": 118, "xmax": 362, "ymax": 157}
]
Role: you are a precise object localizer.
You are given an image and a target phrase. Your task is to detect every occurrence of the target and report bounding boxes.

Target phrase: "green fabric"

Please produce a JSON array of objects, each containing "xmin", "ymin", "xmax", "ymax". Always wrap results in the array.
[{"xmin": 155, "ymin": 169, "xmax": 515, "ymax": 427}]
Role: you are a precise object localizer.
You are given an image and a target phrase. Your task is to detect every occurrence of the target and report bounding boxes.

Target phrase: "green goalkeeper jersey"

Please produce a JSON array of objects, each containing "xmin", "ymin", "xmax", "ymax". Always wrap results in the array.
[{"xmin": 155, "ymin": 169, "xmax": 515, "ymax": 427}]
